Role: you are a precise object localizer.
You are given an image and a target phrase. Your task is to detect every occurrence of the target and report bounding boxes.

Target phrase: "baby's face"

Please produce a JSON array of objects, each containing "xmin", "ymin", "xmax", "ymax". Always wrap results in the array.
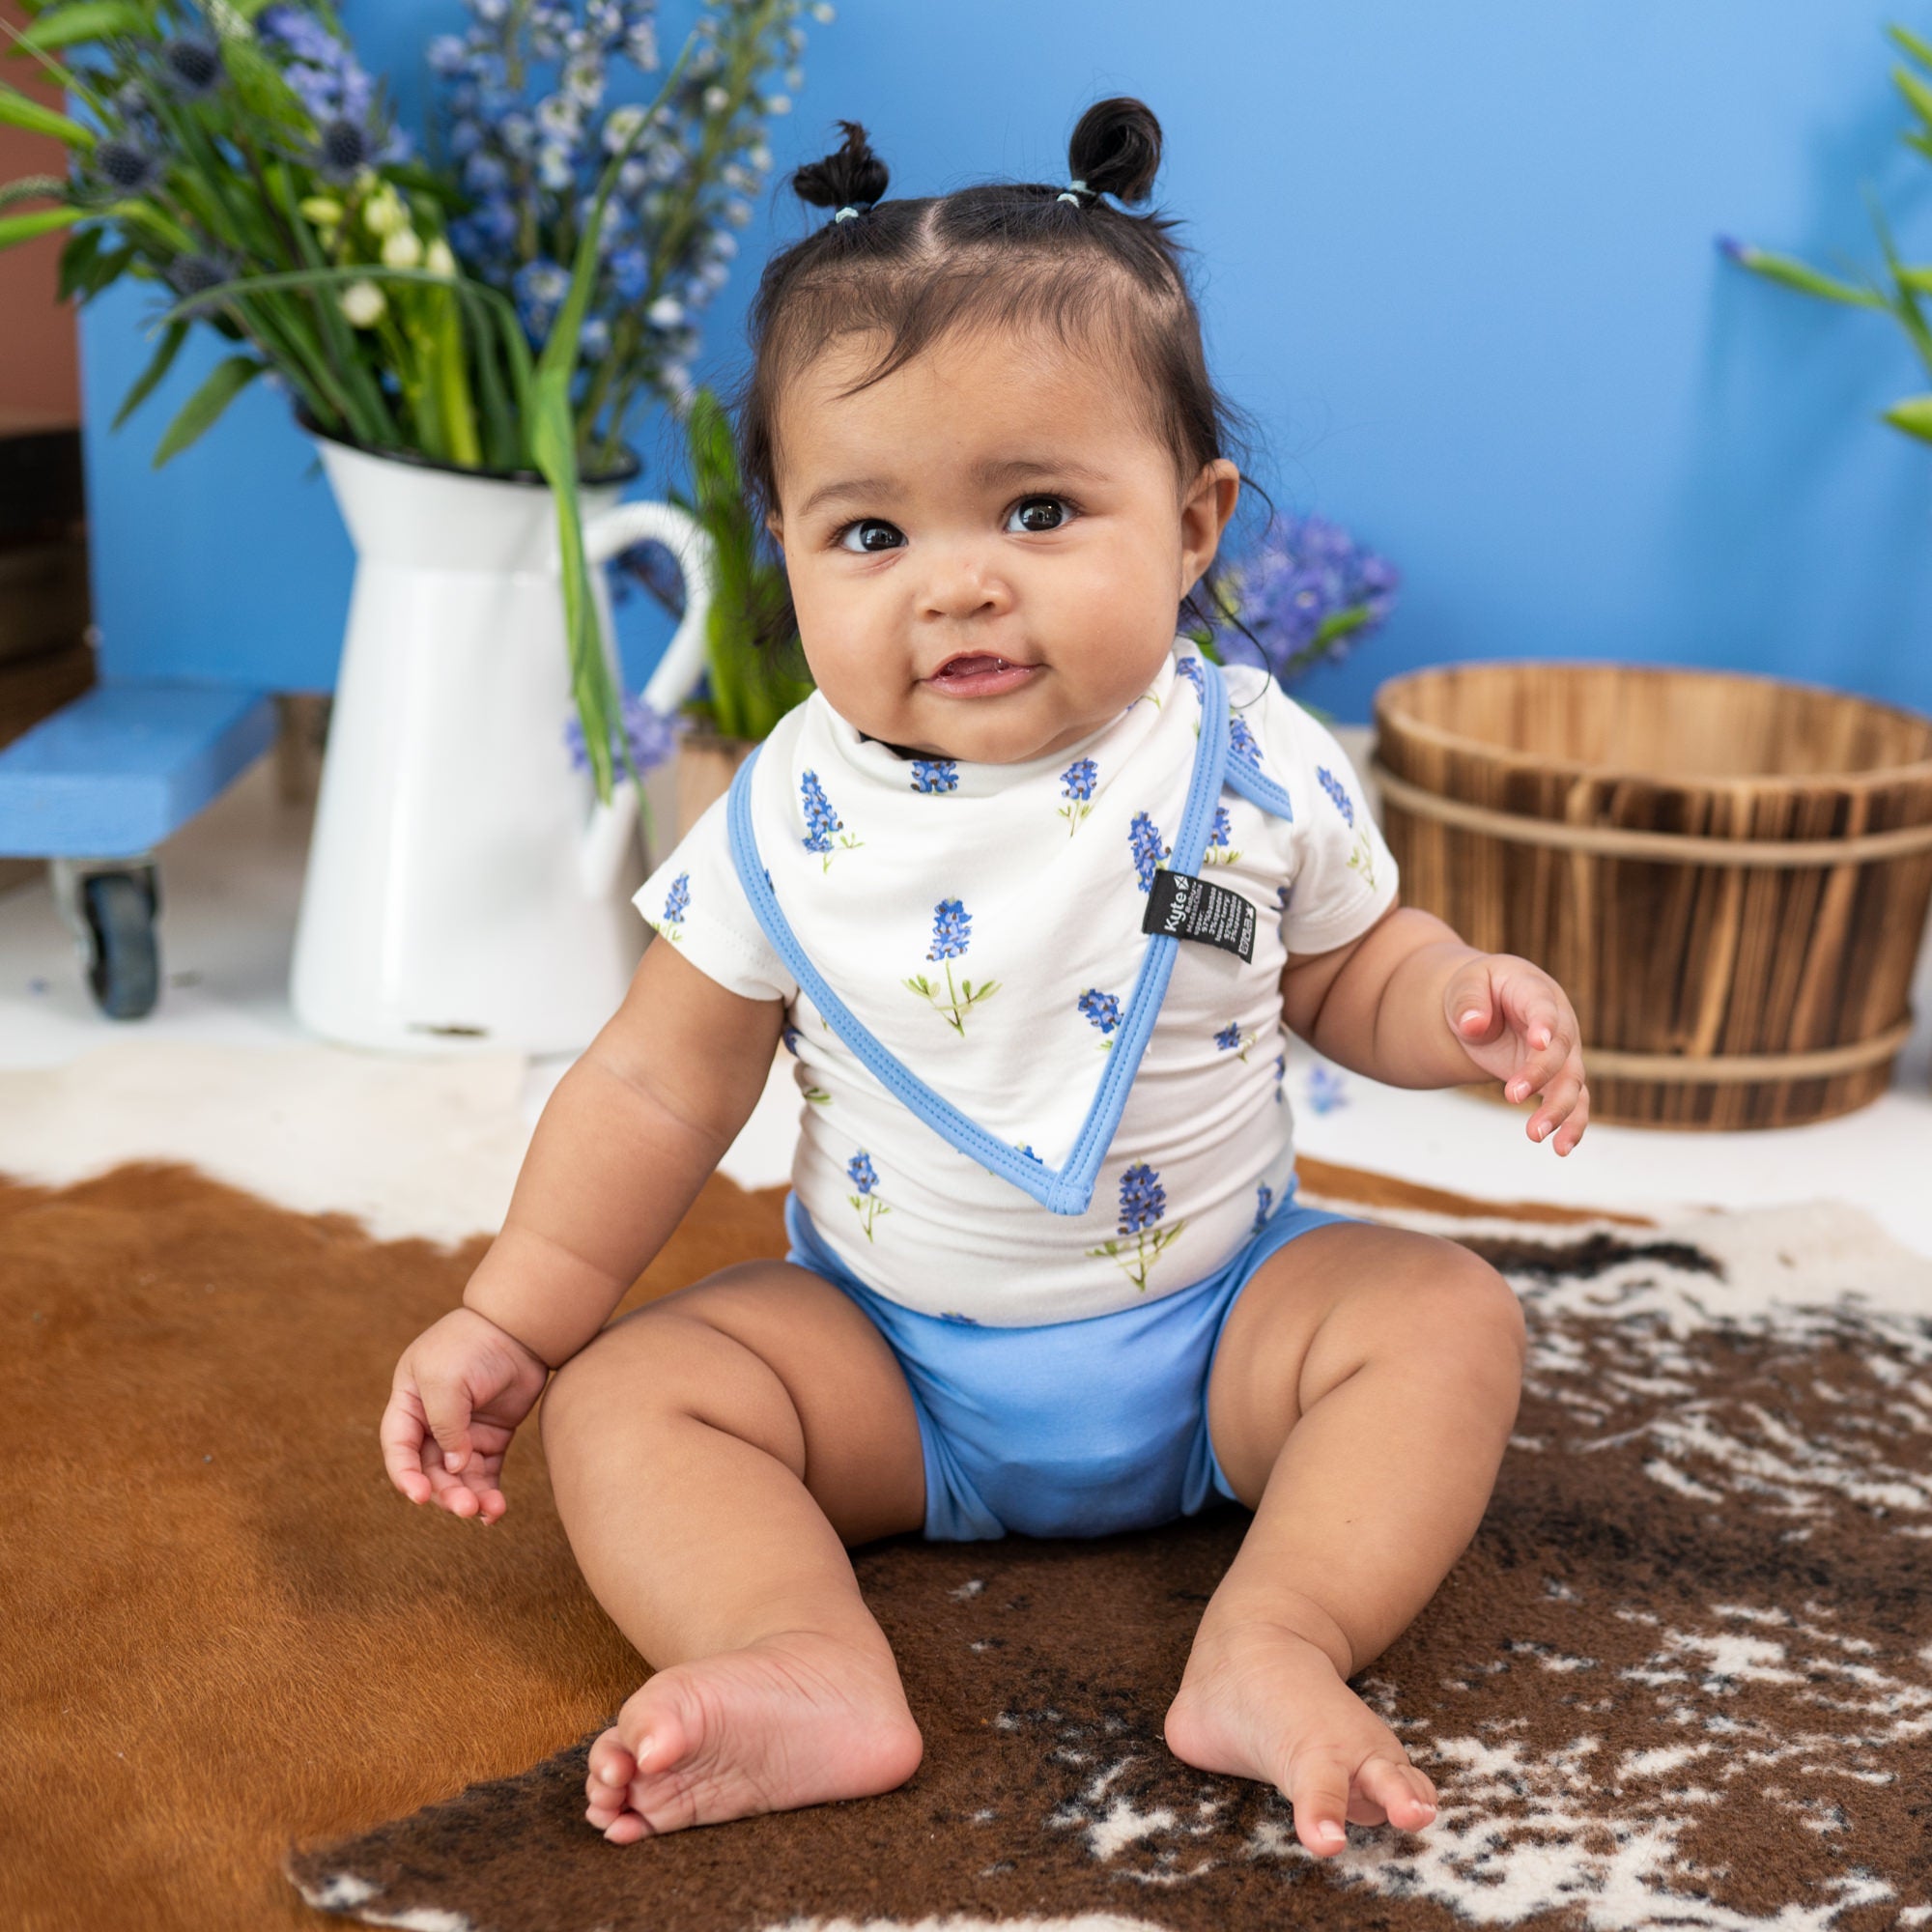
[{"xmin": 766, "ymin": 326, "xmax": 1239, "ymax": 764}]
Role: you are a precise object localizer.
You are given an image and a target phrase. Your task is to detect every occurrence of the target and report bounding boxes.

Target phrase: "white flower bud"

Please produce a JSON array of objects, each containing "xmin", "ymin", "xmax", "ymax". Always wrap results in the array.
[
  {"xmin": 810, "ymin": 3, "xmax": 836, "ymax": 21},
  {"xmin": 363, "ymin": 190, "xmax": 407, "ymax": 238},
  {"xmin": 646, "ymin": 294, "xmax": 684, "ymax": 328},
  {"xmin": 298, "ymin": 196, "xmax": 344, "ymax": 227},
  {"xmin": 382, "ymin": 227, "xmax": 423, "ymax": 270},
  {"xmin": 425, "ymin": 237, "xmax": 457, "ymax": 279},
  {"xmin": 702, "ymin": 84, "xmax": 730, "ymax": 114},
  {"xmin": 340, "ymin": 280, "xmax": 386, "ymax": 327},
  {"xmin": 763, "ymin": 93, "xmax": 792, "ymax": 115}
]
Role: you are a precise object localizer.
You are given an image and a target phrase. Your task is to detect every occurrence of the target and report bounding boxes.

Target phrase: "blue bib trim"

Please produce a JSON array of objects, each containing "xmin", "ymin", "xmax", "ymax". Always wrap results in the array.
[{"xmin": 726, "ymin": 658, "xmax": 1287, "ymax": 1217}]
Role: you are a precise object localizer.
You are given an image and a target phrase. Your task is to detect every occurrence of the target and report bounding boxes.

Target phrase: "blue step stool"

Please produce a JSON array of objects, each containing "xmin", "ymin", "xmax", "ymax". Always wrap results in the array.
[{"xmin": 0, "ymin": 681, "xmax": 276, "ymax": 1016}]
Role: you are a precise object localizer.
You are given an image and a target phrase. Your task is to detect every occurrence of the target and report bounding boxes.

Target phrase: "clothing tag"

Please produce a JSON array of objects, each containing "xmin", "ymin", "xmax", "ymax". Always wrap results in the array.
[{"xmin": 1141, "ymin": 869, "xmax": 1256, "ymax": 962}]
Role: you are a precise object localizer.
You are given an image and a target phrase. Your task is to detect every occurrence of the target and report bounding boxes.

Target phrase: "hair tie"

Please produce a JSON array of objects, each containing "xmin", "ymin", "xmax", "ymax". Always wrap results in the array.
[
  {"xmin": 834, "ymin": 203, "xmax": 865, "ymax": 221},
  {"xmin": 1056, "ymin": 177, "xmax": 1089, "ymax": 207}
]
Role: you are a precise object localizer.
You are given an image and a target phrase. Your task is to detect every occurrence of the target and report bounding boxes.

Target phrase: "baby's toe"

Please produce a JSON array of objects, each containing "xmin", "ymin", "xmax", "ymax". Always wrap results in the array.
[{"xmin": 1358, "ymin": 1752, "xmax": 1436, "ymax": 1830}]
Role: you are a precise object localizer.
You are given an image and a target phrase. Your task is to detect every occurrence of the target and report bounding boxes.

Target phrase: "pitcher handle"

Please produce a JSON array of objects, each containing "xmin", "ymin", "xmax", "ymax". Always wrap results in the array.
[{"xmin": 576, "ymin": 500, "xmax": 718, "ymax": 897}]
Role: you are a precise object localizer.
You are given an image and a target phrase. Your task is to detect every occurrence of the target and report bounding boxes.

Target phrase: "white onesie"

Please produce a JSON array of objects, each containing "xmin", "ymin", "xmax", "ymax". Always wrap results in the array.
[{"xmin": 635, "ymin": 643, "xmax": 1397, "ymax": 1327}]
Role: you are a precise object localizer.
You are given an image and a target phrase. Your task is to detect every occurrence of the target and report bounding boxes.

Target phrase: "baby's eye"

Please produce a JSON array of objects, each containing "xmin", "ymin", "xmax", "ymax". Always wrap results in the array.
[
  {"xmin": 835, "ymin": 518, "xmax": 905, "ymax": 554},
  {"xmin": 1007, "ymin": 495, "xmax": 1077, "ymax": 535}
]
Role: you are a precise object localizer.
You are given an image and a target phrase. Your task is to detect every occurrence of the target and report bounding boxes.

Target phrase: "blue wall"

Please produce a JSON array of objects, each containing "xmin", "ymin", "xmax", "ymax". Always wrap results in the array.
[{"xmin": 76, "ymin": 0, "xmax": 1932, "ymax": 722}]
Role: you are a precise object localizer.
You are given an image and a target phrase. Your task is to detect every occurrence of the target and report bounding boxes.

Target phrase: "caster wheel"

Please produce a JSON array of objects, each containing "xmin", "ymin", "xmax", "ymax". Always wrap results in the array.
[{"xmin": 82, "ymin": 870, "xmax": 160, "ymax": 1020}]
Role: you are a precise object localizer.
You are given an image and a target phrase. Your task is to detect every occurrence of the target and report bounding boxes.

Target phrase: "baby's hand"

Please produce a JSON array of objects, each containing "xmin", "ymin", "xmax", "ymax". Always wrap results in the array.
[
  {"xmin": 380, "ymin": 1307, "xmax": 551, "ymax": 1523},
  {"xmin": 1443, "ymin": 953, "xmax": 1589, "ymax": 1156}
]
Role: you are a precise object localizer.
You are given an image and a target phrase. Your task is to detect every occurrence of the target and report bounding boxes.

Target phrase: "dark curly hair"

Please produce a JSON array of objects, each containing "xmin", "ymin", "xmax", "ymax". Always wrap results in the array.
[{"xmin": 722, "ymin": 97, "xmax": 1271, "ymax": 652}]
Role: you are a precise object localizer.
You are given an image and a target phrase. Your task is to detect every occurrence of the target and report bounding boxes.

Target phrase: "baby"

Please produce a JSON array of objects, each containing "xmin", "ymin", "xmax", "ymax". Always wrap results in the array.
[{"xmin": 382, "ymin": 99, "xmax": 1590, "ymax": 1862}]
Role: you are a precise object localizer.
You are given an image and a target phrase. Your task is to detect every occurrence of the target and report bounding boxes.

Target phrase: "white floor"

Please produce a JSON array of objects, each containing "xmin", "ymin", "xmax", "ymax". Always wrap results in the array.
[{"xmin": 1, "ymin": 745, "xmax": 1925, "ymax": 1253}]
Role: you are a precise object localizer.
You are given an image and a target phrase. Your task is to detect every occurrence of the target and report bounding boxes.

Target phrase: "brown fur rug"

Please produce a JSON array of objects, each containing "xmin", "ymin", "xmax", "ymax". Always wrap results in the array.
[{"xmin": 3, "ymin": 1159, "xmax": 1928, "ymax": 1932}]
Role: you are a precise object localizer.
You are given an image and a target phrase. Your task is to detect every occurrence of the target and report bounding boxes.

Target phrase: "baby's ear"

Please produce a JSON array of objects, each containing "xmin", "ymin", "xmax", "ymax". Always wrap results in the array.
[{"xmin": 764, "ymin": 512, "xmax": 785, "ymax": 554}]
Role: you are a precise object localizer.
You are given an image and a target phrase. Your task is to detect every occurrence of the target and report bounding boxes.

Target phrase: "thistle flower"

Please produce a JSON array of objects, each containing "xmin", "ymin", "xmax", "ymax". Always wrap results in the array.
[
  {"xmin": 1207, "ymin": 512, "xmax": 1400, "ymax": 690},
  {"xmin": 96, "ymin": 140, "xmax": 163, "ymax": 196},
  {"xmin": 163, "ymin": 249, "xmax": 239, "ymax": 302},
  {"xmin": 161, "ymin": 36, "xmax": 225, "ymax": 99},
  {"xmin": 315, "ymin": 117, "xmax": 373, "ymax": 184},
  {"xmin": 926, "ymin": 898, "xmax": 972, "ymax": 961}
]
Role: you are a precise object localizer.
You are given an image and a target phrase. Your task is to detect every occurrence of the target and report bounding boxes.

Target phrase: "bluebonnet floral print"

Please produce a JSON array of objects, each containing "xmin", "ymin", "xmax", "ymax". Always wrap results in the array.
[
  {"xmin": 1228, "ymin": 713, "xmax": 1263, "ymax": 768},
  {"xmin": 1318, "ymin": 766, "xmax": 1355, "ymax": 827},
  {"xmin": 799, "ymin": 768, "xmax": 863, "ymax": 870},
  {"xmin": 1273, "ymin": 1050, "xmax": 1287, "ymax": 1106},
  {"xmin": 926, "ymin": 898, "xmax": 971, "ymax": 959},
  {"xmin": 1058, "ymin": 756, "xmax": 1097, "ymax": 837},
  {"xmin": 656, "ymin": 870, "xmax": 689, "ymax": 943},
  {"xmin": 1086, "ymin": 1160, "xmax": 1188, "ymax": 1292},
  {"xmin": 1173, "ymin": 654, "xmax": 1205, "ymax": 698},
  {"xmin": 781, "ymin": 1023, "xmax": 802, "ymax": 1057},
  {"xmin": 904, "ymin": 897, "xmax": 999, "ymax": 1035},
  {"xmin": 1129, "ymin": 811, "xmax": 1170, "ymax": 893},
  {"xmin": 846, "ymin": 1150, "xmax": 890, "ymax": 1240},
  {"xmin": 1215, "ymin": 1019, "xmax": 1259, "ymax": 1061},
  {"xmin": 1306, "ymin": 1064, "xmax": 1350, "ymax": 1115},
  {"xmin": 1079, "ymin": 986, "xmax": 1122, "ymax": 1051},
  {"xmin": 1252, "ymin": 1181, "xmax": 1274, "ymax": 1235},
  {"xmin": 912, "ymin": 758, "xmax": 957, "ymax": 794},
  {"xmin": 1203, "ymin": 803, "xmax": 1240, "ymax": 867}
]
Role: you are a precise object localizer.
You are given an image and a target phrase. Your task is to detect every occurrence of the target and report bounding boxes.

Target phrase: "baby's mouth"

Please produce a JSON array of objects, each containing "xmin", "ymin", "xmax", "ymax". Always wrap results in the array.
[{"xmin": 923, "ymin": 654, "xmax": 1040, "ymax": 698}]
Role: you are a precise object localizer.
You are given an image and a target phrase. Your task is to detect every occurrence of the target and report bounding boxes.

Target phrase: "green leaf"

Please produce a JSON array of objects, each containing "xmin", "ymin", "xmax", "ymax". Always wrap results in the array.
[
  {"xmin": 1734, "ymin": 244, "xmax": 1888, "ymax": 308},
  {"xmin": 112, "ymin": 318, "xmax": 187, "ymax": 430},
  {"xmin": 1882, "ymin": 394, "xmax": 1932, "ymax": 442},
  {"xmin": 0, "ymin": 172, "xmax": 64, "ymax": 211},
  {"xmin": 53, "ymin": 220, "xmax": 99, "ymax": 298},
  {"xmin": 1894, "ymin": 61, "xmax": 1932, "ymax": 128},
  {"xmin": 152, "ymin": 355, "xmax": 265, "ymax": 468},
  {"xmin": 0, "ymin": 201, "xmax": 79, "ymax": 248},
  {"xmin": 1889, "ymin": 22, "xmax": 1932, "ymax": 71},
  {"xmin": 17, "ymin": 3, "xmax": 150, "ymax": 50},
  {"xmin": 0, "ymin": 80, "xmax": 93, "ymax": 145}
]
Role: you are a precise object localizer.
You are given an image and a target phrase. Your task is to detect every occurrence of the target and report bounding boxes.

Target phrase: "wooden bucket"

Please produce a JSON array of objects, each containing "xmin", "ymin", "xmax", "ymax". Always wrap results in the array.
[{"xmin": 1371, "ymin": 662, "xmax": 1932, "ymax": 1129}]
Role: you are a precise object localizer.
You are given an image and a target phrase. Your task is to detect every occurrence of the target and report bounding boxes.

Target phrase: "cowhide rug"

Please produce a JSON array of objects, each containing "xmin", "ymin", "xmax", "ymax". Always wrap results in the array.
[{"xmin": 2, "ymin": 1159, "xmax": 1927, "ymax": 1932}]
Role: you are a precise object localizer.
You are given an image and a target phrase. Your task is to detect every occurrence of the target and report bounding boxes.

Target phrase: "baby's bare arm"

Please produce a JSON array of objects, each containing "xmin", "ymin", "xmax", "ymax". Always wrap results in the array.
[
  {"xmin": 464, "ymin": 938, "xmax": 787, "ymax": 1367},
  {"xmin": 1280, "ymin": 898, "xmax": 1590, "ymax": 1152}
]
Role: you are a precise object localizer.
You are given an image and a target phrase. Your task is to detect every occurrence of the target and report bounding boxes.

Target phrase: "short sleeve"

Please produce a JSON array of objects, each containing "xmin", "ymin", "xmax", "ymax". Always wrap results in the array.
[
  {"xmin": 1241, "ymin": 676, "xmax": 1400, "ymax": 957},
  {"xmin": 635, "ymin": 790, "xmax": 797, "ymax": 1004}
]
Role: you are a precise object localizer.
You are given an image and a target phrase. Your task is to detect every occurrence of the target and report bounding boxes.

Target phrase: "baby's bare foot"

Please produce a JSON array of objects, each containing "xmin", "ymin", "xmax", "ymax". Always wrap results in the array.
[
  {"xmin": 1162, "ymin": 1613, "xmax": 1438, "ymax": 1858},
  {"xmin": 582, "ymin": 1629, "xmax": 923, "ymax": 1841}
]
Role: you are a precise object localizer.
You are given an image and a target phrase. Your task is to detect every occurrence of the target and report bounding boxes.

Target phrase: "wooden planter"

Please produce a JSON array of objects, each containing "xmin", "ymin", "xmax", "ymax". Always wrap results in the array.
[
  {"xmin": 1371, "ymin": 662, "xmax": 1932, "ymax": 1129},
  {"xmin": 672, "ymin": 725, "xmax": 759, "ymax": 841}
]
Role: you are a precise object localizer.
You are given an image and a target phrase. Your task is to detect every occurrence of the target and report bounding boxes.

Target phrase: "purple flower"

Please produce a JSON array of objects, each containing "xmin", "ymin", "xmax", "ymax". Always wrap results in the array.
[
  {"xmin": 1207, "ymin": 513, "xmax": 1400, "ymax": 690},
  {"xmin": 564, "ymin": 693, "xmax": 679, "ymax": 775}
]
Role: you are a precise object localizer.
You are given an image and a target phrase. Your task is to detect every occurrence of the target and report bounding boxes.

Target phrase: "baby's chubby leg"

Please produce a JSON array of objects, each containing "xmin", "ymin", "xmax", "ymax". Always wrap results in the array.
[
  {"xmin": 1164, "ymin": 1220, "xmax": 1526, "ymax": 1858},
  {"xmin": 540, "ymin": 1262, "xmax": 927, "ymax": 1840}
]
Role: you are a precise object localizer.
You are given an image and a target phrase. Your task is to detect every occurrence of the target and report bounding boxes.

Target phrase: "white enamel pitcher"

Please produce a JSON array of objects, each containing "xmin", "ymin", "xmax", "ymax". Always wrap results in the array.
[{"xmin": 290, "ymin": 433, "xmax": 715, "ymax": 1054}]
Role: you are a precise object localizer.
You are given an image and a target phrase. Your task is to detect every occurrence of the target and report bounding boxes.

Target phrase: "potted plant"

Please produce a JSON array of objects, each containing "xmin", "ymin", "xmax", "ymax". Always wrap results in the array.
[
  {"xmin": 0, "ymin": 0, "xmax": 832, "ymax": 1050},
  {"xmin": 1719, "ymin": 19, "xmax": 1932, "ymax": 450}
]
